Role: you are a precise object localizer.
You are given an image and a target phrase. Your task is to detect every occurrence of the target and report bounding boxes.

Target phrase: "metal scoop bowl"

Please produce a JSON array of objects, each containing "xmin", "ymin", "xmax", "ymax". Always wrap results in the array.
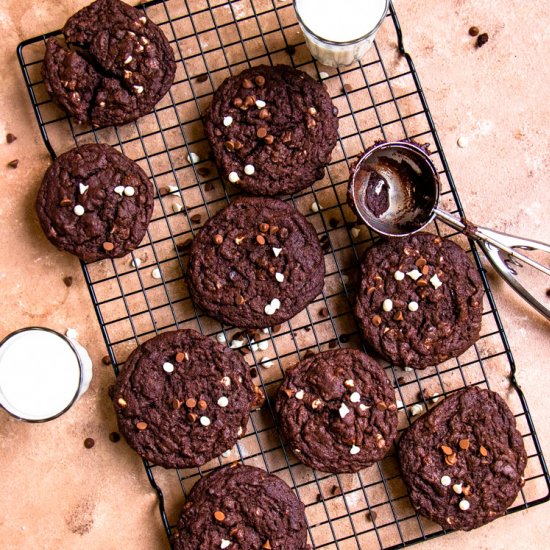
[{"xmin": 348, "ymin": 141, "xmax": 550, "ymax": 320}]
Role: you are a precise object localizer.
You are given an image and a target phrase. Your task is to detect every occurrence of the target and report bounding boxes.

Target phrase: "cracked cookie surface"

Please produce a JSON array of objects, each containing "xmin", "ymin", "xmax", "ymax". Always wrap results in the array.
[
  {"xmin": 276, "ymin": 349, "xmax": 397, "ymax": 473},
  {"xmin": 36, "ymin": 143, "xmax": 153, "ymax": 262},
  {"xmin": 187, "ymin": 197, "xmax": 325, "ymax": 329}
]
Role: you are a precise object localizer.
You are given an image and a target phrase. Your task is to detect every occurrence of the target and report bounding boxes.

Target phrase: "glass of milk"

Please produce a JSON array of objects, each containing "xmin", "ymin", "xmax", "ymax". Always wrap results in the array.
[
  {"xmin": 294, "ymin": 0, "xmax": 390, "ymax": 67},
  {"xmin": 0, "ymin": 327, "xmax": 93, "ymax": 422}
]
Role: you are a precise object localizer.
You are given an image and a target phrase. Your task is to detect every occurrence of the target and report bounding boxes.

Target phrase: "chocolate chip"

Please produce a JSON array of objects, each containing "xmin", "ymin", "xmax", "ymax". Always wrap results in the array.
[
  {"xmin": 546, "ymin": 288, "xmax": 550, "ymax": 298},
  {"xmin": 342, "ymin": 83, "xmax": 353, "ymax": 94},
  {"xmin": 63, "ymin": 276, "xmax": 73, "ymax": 287},
  {"xmin": 101, "ymin": 355, "xmax": 111, "ymax": 365},
  {"xmin": 328, "ymin": 339, "xmax": 338, "ymax": 348},
  {"xmin": 204, "ymin": 182, "xmax": 214, "ymax": 192},
  {"xmin": 136, "ymin": 421, "xmax": 148, "ymax": 430},
  {"xmin": 197, "ymin": 167, "xmax": 210, "ymax": 177},
  {"xmin": 319, "ymin": 307, "xmax": 329, "ymax": 318},
  {"xmin": 255, "ymin": 75, "xmax": 266, "ymax": 87},
  {"xmin": 84, "ymin": 437, "xmax": 95, "ymax": 449},
  {"xmin": 109, "ymin": 432, "xmax": 121, "ymax": 443},
  {"xmin": 59, "ymin": 198, "xmax": 72, "ymax": 207},
  {"xmin": 340, "ymin": 334, "xmax": 350, "ymax": 343},
  {"xmin": 195, "ymin": 73, "xmax": 208, "ymax": 83},
  {"xmin": 242, "ymin": 78, "xmax": 253, "ymax": 89},
  {"xmin": 259, "ymin": 108, "xmax": 270, "ymax": 120},
  {"xmin": 256, "ymin": 235, "xmax": 266, "ymax": 245},
  {"xmin": 476, "ymin": 33, "xmax": 489, "ymax": 47},
  {"xmin": 233, "ymin": 97, "xmax": 243, "ymax": 108},
  {"xmin": 396, "ymin": 376, "xmax": 405, "ymax": 385},
  {"xmin": 366, "ymin": 510, "xmax": 377, "ymax": 522},
  {"xmin": 6, "ymin": 133, "xmax": 17, "ymax": 143},
  {"xmin": 264, "ymin": 134, "xmax": 274, "ymax": 145},
  {"xmin": 256, "ymin": 127, "xmax": 268, "ymax": 139},
  {"xmin": 330, "ymin": 484, "xmax": 341, "ymax": 496},
  {"xmin": 272, "ymin": 324, "xmax": 281, "ymax": 333},
  {"xmin": 329, "ymin": 217, "xmax": 339, "ymax": 228},
  {"xmin": 469, "ymin": 26, "xmax": 480, "ymax": 36},
  {"xmin": 7, "ymin": 159, "xmax": 19, "ymax": 168},
  {"xmin": 190, "ymin": 213, "xmax": 202, "ymax": 224},
  {"xmin": 176, "ymin": 238, "xmax": 193, "ymax": 252},
  {"xmin": 102, "ymin": 242, "xmax": 114, "ymax": 251},
  {"xmin": 214, "ymin": 234, "xmax": 223, "ymax": 245},
  {"xmin": 250, "ymin": 366, "xmax": 258, "ymax": 378},
  {"xmin": 285, "ymin": 44, "xmax": 296, "ymax": 56},
  {"xmin": 304, "ymin": 349, "xmax": 316, "ymax": 358}
]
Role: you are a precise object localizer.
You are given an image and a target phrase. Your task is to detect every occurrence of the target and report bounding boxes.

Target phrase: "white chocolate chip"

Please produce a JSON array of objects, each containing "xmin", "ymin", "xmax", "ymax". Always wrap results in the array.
[
  {"xmin": 230, "ymin": 339, "xmax": 244, "ymax": 349},
  {"xmin": 458, "ymin": 499, "xmax": 470, "ymax": 511},
  {"xmin": 187, "ymin": 152, "xmax": 200, "ymax": 164},
  {"xmin": 271, "ymin": 298, "xmax": 281, "ymax": 309},
  {"xmin": 382, "ymin": 299, "xmax": 393, "ymax": 312},
  {"xmin": 396, "ymin": 400, "xmax": 404, "ymax": 409},
  {"xmin": 344, "ymin": 379, "xmax": 354, "ymax": 388},
  {"xmin": 244, "ymin": 164, "xmax": 255, "ymax": 175},
  {"xmin": 221, "ymin": 450, "xmax": 231, "ymax": 458},
  {"xmin": 350, "ymin": 444, "xmax": 360, "ymax": 455},
  {"xmin": 162, "ymin": 362, "xmax": 174, "ymax": 373},
  {"xmin": 216, "ymin": 333, "xmax": 227, "ymax": 343},
  {"xmin": 228, "ymin": 171, "xmax": 240, "ymax": 183},
  {"xmin": 404, "ymin": 366, "xmax": 414, "ymax": 372},
  {"xmin": 133, "ymin": 85, "xmax": 144, "ymax": 94},
  {"xmin": 124, "ymin": 186, "xmax": 135, "ymax": 196},
  {"xmin": 124, "ymin": 55, "xmax": 133, "ymax": 64},
  {"xmin": 431, "ymin": 393, "xmax": 441, "ymax": 403},
  {"xmin": 441, "ymin": 475, "xmax": 452, "ymax": 487},
  {"xmin": 407, "ymin": 269, "xmax": 422, "ymax": 281},
  {"xmin": 275, "ymin": 272, "xmax": 284, "ymax": 283},
  {"xmin": 73, "ymin": 205, "xmax": 85, "ymax": 216},
  {"xmin": 237, "ymin": 426, "xmax": 243, "ymax": 436},
  {"xmin": 79, "ymin": 183, "xmax": 89, "ymax": 195},
  {"xmin": 350, "ymin": 392, "xmax": 361, "ymax": 403},
  {"xmin": 408, "ymin": 301, "xmax": 419, "ymax": 312},
  {"xmin": 295, "ymin": 390, "xmax": 304, "ymax": 400},
  {"xmin": 262, "ymin": 328, "xmax": 270, "ymax": 334},
  {"xmin": 130, "ymin": 257, "xmax": 142, "ymax": 268},
  {"xmin": 221, "ymin": 540, "xmax": 231, "ymax": 549},
  {"xmin": 319, "ymin": 71, "xmax": 329, "ymax": 79},
  {"xmin": 410, "ymin": 403, "xmax": 424, "ymax": 416},
  {"xmin": 453, "ymin": 483, "xmax": 463, "ymax": 494},
  {"xmin": 258, "ymin": 340, "xmax": 269, "ymax": 351},
  {"xmin": 139, "ymin": 16, "xmax": 147, "ymax": 24},
  {"xmin": 311, "ymin": 398, "xmax": 323, "ymax": 409},
  {"xmin": 151, "ymin": 268, "xmax": 162, "ymax": 279},
  {"xmin": 250, "ymin": 343, "xmax": 259, "ymax": 352},
  {"xmin": 310, "ymin": 201, "xmax": 321, "ymax": 213},
  {"xmin": 260, "ymin": 357, "xmax": 274, "ymax": 368},
  {"xmin": 339, "ymin": 402, "xmax": 350, "ymax": 419},
  {"xmin": 394, "ymin": 270, "xmax": 405, "ymax": 281},
  {"xmin": 200, "ymin": 416, "xmax": 211, "ymax": 427},
  {"xmin": 114, "ymin": 185, "xmax": 125, "ymax": 196},
  {"xmin": 65, "ymin": 328, "xmax": 78, "ymax": 340},
  {"xmin": 359, "ymin": 404, "xmax": 369, "ymax": 411},
  {"xmin": 217, "ymin": 396, "xmax": 229, "ymax": 408},
  {"xmin": 430, "ymin": 274, "xmax": 443, "ymax": 289},
  {"xmin": 272, "ymin": 247, "xmax": 282, "ymax": 257},
  {"xmin": 168, "ymin": 185, "xmax": 179, "ymax": 194},
  {"xmin": 172, "ymin": 202, "xmax": 183, "ymax": 213},
  {"xmin": 264, "ymin": 304, "xmax": 276, "ymax": 315},
  {"xmin": 457, "ymin": 136, "xmax": 469, "ymax": 148},
  {"xmin": 124, "ymin": 70, "xmax": 132, "ymax": 79},
  {"xmin": 350, "ymin": 227, "xmax": 361, "ymax": 239},
  {"xmin": 223, "ymin": 116, "xmax": 233, "ymax": 127},
  {"xmin": 221, "ymin": 376, "xmax": 231, "ymax": 386},
  {"xmin": 255, "ymin": 99, "xmax": 266, "ymax": 108}
]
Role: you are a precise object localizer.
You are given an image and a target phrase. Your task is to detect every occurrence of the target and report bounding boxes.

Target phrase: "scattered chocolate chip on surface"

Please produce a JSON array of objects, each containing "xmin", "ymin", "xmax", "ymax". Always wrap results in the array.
[{"xmin": 84, "ymin": 437, "xmax": 95, "ymax": 449}]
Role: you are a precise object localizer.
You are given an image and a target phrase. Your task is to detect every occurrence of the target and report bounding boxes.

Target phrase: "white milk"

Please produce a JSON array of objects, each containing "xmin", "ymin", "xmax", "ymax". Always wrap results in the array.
[
  {"xmin": 295, "ymin": 0, "xmax": 389, "ymax": 67},
  {"xmin": 0, "ymin": 328, "xmax": 92, "ymax": 421}
]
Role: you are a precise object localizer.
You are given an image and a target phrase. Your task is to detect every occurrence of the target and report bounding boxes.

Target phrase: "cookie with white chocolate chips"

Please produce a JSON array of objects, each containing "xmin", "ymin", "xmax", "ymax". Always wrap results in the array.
[
  {"xmin": 187, "ymin": 197, "xmax": 325, "ymax": 329},
  {"xmin": 355, "ymin": 232, "xmax": 484, "ymax": 369},
  {"xmin": 173, "ymin": 464, "xmax": 309, "ymax": 550},
  {"xmin": 36, "ymin": 143, "xmax": 154, "ymax": 262},
  {"xmin": 42, "ymin": 0, "xmax": 175, "ymax": 127},
  {"xmin": 276, "ymin": 349, "xmax": 397, "ymax": 473},
  {"xmin": 205, "ymin": 64, "xmax": 339, "ymax": 195},
  {"xmin": 398, "ymin": 386, "xmax": 527, "ymax": 531},
  {"xmin": 112, "ymin": 329, "xmax": 264, "ymax": 469}
]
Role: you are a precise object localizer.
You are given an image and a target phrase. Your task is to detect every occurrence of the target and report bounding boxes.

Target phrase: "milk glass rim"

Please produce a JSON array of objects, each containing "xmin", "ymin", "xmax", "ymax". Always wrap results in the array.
[
  {"xmin": 0, "ymin": 326, "xmax": 84, "ymax": 423},
  {"xmin": 293, "ymin": 0, "xmax": 390, "ymax": 47}
]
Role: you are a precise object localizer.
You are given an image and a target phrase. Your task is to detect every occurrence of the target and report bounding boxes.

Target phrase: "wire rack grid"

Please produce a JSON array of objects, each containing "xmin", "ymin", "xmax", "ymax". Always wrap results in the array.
[{"xmin": 17, "ymin": 0, "xmax": 550, "ymax": 548}]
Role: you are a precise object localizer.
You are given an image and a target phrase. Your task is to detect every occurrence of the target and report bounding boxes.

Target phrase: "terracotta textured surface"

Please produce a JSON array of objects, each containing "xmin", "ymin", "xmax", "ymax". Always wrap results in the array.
[{"xmin": 0, "ymin": 1, "xmax": 548, "ymax": 549}]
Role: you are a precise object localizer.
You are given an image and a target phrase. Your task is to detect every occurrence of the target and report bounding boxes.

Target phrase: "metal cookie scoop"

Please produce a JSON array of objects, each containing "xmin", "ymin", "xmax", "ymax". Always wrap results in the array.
[{"xmin": 348, "ymin": 141, "xmax": 550, "ymax": 320}]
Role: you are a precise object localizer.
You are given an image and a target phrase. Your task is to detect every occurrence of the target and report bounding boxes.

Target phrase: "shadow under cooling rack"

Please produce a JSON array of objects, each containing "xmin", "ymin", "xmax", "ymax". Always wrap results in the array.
[{"xmin": 17, "ymin": 0, "xmax": 550, "ymax": 548}]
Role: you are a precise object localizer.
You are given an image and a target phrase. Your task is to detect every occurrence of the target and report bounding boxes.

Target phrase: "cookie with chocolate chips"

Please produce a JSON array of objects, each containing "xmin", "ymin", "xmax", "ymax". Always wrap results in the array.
[
  {"xmin": 42, "ymin": 0, "xmax": 175, "ymax": 127},
  {"xmin": 36, "ymin": 143, "xmax": 153, "ymax": 262},
  {"xmin": 355, "ymin": 232, "xmax": 484, "ymax": 369},
  {"xmin": 187, "ymin": 197, "xmax": 325, "ymax": 329},
  {"xmin": 205, "ymin": 65, "xmax": 339, "ymax": 196},
  {"xmin": 398, "ymin": 386, "xmax": 527, "ymax": 531},
  {"xmin": 112, "ymin": 329, "xmax": 264, "ymax": 469},
  {"xmin": 173, "ymin": 464, "xmax": 309, "ymax": 550},
  {"xmin": 276, "ymin": 349, "xmax": 397, "ymax": 473}
]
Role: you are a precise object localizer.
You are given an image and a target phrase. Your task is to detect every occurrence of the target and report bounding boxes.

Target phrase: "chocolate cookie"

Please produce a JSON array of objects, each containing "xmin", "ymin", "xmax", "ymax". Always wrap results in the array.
[
  {"xmin": 205, "ymin": 65, "xmax": 339, "ymax": 196},
  {"xmin": 173, "ymin": 464, "xmax": 308, "ymax": 550},
  {"xmin": 276, "ymin": 349, "xmax": 397, "ymax": 473},
  {"xmin": 42, "ymin": 0, "xmax": 175, "ymax": 127},
  {"xmin": 355, "ymin": 232, "xmax": 484, "ymax": 369},
  {"xmin": 398, "ymin": 386, "xmax": 527, "ymax": 531},
  {"xmin": 187, "ymin": 197, "xmax": 325, "ymax": 329},
  {"xmin": 112, "ymin": 330, "xmax": 264, "ymax": 469},
  {"xmin": 36, "ymin": 143, "xmax": 153, "ymax": 262}
]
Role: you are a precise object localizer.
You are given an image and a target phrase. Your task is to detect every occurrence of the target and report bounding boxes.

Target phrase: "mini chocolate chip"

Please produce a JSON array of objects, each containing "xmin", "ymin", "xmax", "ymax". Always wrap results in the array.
[
  {"xmin": 195, "ymin": 74, "xmax": 208, "ymax": 83},
  {"xmin": 63, "ymin": 276, "xmax": 73, "ymax": 287},
  {"xmin": 396, "ymin": 376, "xmax": 405, "ymax": 385},
  {"xmin": 476, "ymin": 33, "xmax": 489, "ymax": 47},
  {"xmin": 190, "ymin": 213, "xmax": 202, "ymax": 223},
  {"xmin": 329, "ymin": 217, "xmax": 339, "ymax": 228},
  {"xmin": 242, "ymin": 78, "xmax": 253, "ymax": 89},
  {"xmin": 136, "ymin": 421, "xmax": 148, "ymax": 430},
  {"xmin": 259, "ymin": 108, "xmax": 269, "ymax": 120},
  {"xmin": 469, "ymin": 26, "xmax": 480, "ymax": 36},
  {"xmin": 256, "ymin": 127, "xmax": 268, "ymax": 139},
  {"xmin": 6, "ymin": 133, "xmax": 17, "ymax": 143},
  {"xmin": 84, "ymin": 438, "xmax": 95, "ymax": 449},
  {"xmin": 259, "ymin": 223, "xmax": 269, "ymax": 233},
  {"xmin": 186, "ymin": 398, "xmax": 197, "ymax": 408},
  {"xmin": 101, "ymin": 355, "xmax": 111, "ymax": 365},
  {"xmin": 7, "ymin": 159, "xmax": 19, "ymax": 168},
  {"xmin": 109, "ymin": 432, "xmax": 121, "ymax": 443},
  {"xmin": 372, "ymin": 315, "xmax": 382, "ymax": 326},
  {"xmin": 225, "ymin": 140, "xmax": 235, "ymax": 151},
  {"xmin": 198, "ymin": 399, "xmax": 207, "ymax": 410},
  {"xmin": 214, "ymin": 234, "xmax": 223, "ymax": 245},
  {"xmin": 285, "ymin": 44, "xmax": 296, "ymax": 56},
  {"xmin": 197, "ymin": 167, "xmax": 210, "ymax": 177},
  {"xmin": 256, "ymin": 235, "xmax": 266, "ymax": 245},
  {"xmin": 103, "ymin": 242, "xmax": 114, "ymax": 251},
  {"xmin": 330, "ymin": 484, "xmax": 341, "ymax": 496},
  {"xmin": 342, "ymin": 83, "xmax": 353, "ymax": 94},
  {"xmin": 235, "ymin": 294, "xmax": 245, "ymax": 305},
  {"xmin": 233, "ymin": 97, "xmax": 243, "ymax": 108},
  {"xmin": 176, "ymin": 238, "xmax": 193, "ymax": 252},
  {"xmin": 255, "ymin": 75, "xmax": 266, "ymax": 87},
  {"xmin": 176, "ymin": 352, "xmax": 186, "ymax": 362},
  {"xmin": 250, "ymin": 366, "xmax": 258, "ymax": 378},
  {"xmin": 244, "ymin": 95, "xmax": 255, "ymax": 107},
  {"xmin": 272, "ymin": 324, "xmax": 281, "ymax": 333},
  {"xmin": 187, "ymin": 412, "xmax": 198, "ymax": 422},
  {"xmin": 59, "ymin": 198, "xmax": 72, "ymax": 207},
  {"xmin": 264, "ymin": 134, "xmax": 274, "ymax": 145},
  {"xmin": 319, "ymin": 307, "xmax": 329, "ymax": 318},
  {"xmin": 366, "ymin": 510, "xmax": 377, "ymax": 522}
]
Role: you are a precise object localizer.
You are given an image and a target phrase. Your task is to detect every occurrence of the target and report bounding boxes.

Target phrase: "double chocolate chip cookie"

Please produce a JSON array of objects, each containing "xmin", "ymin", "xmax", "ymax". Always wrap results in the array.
[
  {"xmin": 205, "ymin": 65, "xmax": 339, "ymax": 195},
  {"xmin": 112, "ymin": 329, "xmax": 264, "ymax": 469},
  {"xmin": 276, "ymin": 349, "xmax": 397, "ymax": 473},
  {"xmin": 173, "ymin": 464, "xmax": 309, "ymax": 550},
  {"xmin": 36, "ymin": 143, "xmax": 153, "ymax": 262},
  {"xmin": 42, "ymin": 0, "xmax": 175, "ymax": 127},
  {"xmin": 355, "ymin": 232, "xmax": 484, "ymax": 369},
  {"xmin": 187, "ymin": 196, "xmax": 325, "ymax": 329},
  {"xmin": 399, "ymin": 386, "xmax": 527, "ymax": 530}
]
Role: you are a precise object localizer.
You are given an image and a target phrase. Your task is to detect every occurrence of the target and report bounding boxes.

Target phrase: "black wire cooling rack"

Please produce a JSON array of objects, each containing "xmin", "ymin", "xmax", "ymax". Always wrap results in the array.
[{"xmin": 17, "ymin": 0, "xmax": 550, "ymax": 548}]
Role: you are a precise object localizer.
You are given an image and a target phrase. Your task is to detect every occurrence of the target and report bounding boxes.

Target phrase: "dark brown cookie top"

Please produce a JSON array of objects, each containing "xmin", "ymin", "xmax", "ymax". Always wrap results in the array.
[
  {"xmin": 173, "ymin": 464, "xmax": 309, "ymax": 550},
  {"xmin": 355, "ymin": 232, "xmax": 484, "ymax": 369},
  {"xmin": 112, "ymin": 330, "xmax": 264, "ymax": 469},
  {"xmin": 398, "ymin": 386, "xmax": 527, "ymax": 531},
  {"xmin": 276, "ymin": 349, "xmax": 397, "ymax": 473},
  {"xmin": 205, "ymin": 65, "xmax": 339, "ymax": 196},
  {"xmin": 42, "ymin": 0, "xmax": 175, "ymax": 127},
  {"xmin": 36, "ymin": 143, "xmax": 153, "ymax": 262},
  {"xmin": 187, "ymin": 197, "xmax": 325, "ymax": 329}
]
